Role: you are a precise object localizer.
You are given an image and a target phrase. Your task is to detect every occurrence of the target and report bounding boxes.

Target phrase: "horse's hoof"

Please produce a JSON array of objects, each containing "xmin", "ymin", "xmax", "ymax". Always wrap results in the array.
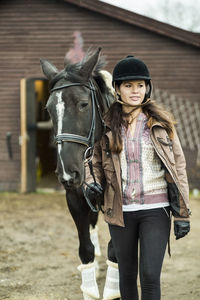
[{"xmin": 83, "ymin": 292, "xmax": 98, "ymax": 300}]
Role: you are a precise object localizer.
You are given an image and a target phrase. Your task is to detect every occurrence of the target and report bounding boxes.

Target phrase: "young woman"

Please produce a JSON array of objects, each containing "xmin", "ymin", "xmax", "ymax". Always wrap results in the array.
[{"xmin": 86, "ymin": 55, "xmax": 190, "ymax": 300}]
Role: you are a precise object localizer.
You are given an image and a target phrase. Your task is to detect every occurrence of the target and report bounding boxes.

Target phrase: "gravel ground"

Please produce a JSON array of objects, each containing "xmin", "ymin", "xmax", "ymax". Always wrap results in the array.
[{"xmin": 0, "ymin": 192, "xmax": 199, "ymax": 300}]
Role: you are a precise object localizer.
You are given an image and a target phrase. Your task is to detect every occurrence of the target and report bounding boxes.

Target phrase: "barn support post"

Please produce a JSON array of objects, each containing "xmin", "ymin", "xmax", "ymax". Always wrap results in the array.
[
  {"xmin": 20, "ymin": 78, "xmax": 28, "ymax": 193},
  {"xmin": 20, "ymin": 78, "xmax": 37, "ymax": 193}
]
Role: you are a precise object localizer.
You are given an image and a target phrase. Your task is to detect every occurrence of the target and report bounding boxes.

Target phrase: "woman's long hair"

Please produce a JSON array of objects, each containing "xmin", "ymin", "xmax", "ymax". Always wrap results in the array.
[{"xmin": 106, "ymin": 100, "xmax": 176, "ymax": 153}]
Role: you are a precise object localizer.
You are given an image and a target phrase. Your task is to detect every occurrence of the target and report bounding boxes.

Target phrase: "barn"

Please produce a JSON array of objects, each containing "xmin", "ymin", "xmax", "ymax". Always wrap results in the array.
[{"xmin": 0, "ymin": 0, "xmax": 200, "ymax": 192}]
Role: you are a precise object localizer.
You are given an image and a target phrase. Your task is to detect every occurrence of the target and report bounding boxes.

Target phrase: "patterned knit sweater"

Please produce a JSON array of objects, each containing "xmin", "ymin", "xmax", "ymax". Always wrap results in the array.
[{"xmin": 120, "ymin": 113, "xmax": 169, "ymax": 211}]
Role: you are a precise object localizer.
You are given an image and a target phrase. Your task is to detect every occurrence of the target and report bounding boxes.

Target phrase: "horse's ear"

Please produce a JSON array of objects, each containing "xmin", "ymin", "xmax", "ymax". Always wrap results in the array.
[
  {"xmin": 40, "ymin": 59, "xmax": 58, "ymax": 80},
  {"xmin": 79, "ymin": 48, "xmax": 101, "ymax": 79}
]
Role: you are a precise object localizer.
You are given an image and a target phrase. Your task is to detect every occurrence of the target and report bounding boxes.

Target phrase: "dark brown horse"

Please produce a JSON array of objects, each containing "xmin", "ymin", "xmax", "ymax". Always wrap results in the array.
[{"xmin": 40, "ymin": 49, "xmax": 120, "ymax": 300}]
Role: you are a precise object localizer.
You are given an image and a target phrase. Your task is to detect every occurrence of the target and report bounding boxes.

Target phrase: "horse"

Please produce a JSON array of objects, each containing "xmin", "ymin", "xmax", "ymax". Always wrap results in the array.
[{"xmin": 40, "ymin": 48, "xmax": 120, "ymax": 300}]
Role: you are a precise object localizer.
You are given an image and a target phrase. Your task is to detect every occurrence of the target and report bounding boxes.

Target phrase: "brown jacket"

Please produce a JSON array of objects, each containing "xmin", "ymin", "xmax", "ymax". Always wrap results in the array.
[{"xmin": 86, "ymin": 120, "xmax": 190, "ymax": 227}]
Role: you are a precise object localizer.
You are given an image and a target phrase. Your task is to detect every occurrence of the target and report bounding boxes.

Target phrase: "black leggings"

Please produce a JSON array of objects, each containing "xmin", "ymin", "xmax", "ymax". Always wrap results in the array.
[{"xmin": 109, "ymin": 207, "xmax": 171, "ymax": 300}]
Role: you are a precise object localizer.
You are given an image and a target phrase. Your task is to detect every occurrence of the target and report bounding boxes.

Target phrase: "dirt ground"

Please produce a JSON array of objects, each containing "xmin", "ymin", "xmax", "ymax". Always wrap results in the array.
[{"xmin": 0, "ymin": 191, "xmax": 200, "ymax": 300}]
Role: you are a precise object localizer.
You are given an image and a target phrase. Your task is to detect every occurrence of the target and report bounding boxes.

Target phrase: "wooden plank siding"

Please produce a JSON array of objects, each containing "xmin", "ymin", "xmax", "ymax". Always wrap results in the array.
[{"xmin": 0, "ymin": 0, "xmax": 200, "ymax": 190}]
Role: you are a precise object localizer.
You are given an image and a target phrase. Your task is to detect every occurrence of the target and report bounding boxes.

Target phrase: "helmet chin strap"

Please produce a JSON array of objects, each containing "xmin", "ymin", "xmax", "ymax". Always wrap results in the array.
[{"xmin": 116, "ymin": 98, "xmax": 153, "ymax": 124}]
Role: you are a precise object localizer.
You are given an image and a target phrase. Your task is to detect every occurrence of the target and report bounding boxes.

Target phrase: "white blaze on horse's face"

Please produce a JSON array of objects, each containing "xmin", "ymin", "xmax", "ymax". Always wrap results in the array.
[
  {"xmin": 56, "ymin": 91, "xmax": 65, "ymax": 135},
  {"xmin": 56, "ymin": 91, "xmax": 72, "ymax": 181}
]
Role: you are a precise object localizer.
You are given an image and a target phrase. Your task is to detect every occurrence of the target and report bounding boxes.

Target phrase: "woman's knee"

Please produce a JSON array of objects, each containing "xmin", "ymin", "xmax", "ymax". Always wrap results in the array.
[{"xmin": 141, "ymin": 268, "xmax": 160, "ymax": 286}]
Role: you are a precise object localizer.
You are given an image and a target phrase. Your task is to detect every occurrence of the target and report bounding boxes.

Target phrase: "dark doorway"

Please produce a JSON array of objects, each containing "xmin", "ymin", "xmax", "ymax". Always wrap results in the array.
[
  {"xmin": 35, "ymin": 79, "xmax": 58, "ymax": 190},
  {"xmin": 20, "ymin": 78, "xmax": 59, "ymax": 192}
]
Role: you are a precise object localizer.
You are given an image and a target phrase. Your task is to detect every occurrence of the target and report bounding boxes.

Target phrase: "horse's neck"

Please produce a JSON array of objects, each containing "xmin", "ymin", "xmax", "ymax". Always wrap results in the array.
[
  {"xmin": 102, "ymin": 93, "xmax": 114, "ymax": 114},
  {"xmin": 94, "ymin": 83, "xmax": 114, "ymax": 141}
]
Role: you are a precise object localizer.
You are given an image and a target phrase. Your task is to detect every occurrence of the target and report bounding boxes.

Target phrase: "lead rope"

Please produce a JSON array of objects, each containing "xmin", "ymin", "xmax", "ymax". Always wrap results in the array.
[
  {"xmin": 168, "ymin": 212, "xmax": 172, "ymax": 257},
  {"xmin": 82, "ymin": 175, "xmax": 104, "ymax": 213},
  {"xmin": 87, "ymin": 159, "xmax": 104, "ymax": 213},
  {"xmin": 82, "ymin": 155, "xmax": 99, "ymax": 213},
  {"xmin": 82, "ymin": 185, "xmax": 99, "ymax": 212},
  {"xmin": 82, "ymin": 80, "xmax": 105, "ymax": 213}
]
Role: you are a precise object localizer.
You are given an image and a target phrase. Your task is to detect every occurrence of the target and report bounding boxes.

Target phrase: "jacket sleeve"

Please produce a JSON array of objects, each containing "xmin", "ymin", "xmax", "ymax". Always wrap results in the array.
[
  {"xmin": 85, "ymin": 140, "xmax": 105, "ymax": 185},
  {"xmin": 172, "ymin": 130, "xmax": 190, "ymax": 208}
]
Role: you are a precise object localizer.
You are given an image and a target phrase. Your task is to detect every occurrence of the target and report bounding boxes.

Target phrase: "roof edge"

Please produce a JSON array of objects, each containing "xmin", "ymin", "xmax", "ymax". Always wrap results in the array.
[{"xmin": 64, "ymin": 0, "xmax": 200, "ymax": 48}]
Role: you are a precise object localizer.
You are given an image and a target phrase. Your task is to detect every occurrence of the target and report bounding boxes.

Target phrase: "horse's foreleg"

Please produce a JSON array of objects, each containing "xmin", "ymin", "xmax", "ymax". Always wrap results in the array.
[
  {"xmin": 66, "ymin": 190, "xmax": 100, "ymax": 299},
  {"xmin": 89, "ymin": 211, "xmax": 98, "ymax": 228},
  {"xmin": 89, "ymin": 211, "xmax": 101, "ymax": 257},
  {"xmin": 102, "ymin": 240, "xmax": 120, "ymax": 300},
  {"xmin": 89, "ymin": 212, "xmax": 120, "ymax": 300},
  {"xmin": 66, "ymin": 190, "xmax": 94, "ymax": 263}
]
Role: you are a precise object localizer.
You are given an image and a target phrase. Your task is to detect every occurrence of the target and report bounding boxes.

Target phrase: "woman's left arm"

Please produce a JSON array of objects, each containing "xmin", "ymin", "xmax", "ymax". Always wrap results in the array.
[
  {"xmin": 172, "ymin": 129, "xmax": 191, "ymax": 239},
  {"xmin": 172, "ymin": 129, "xmax": 190, "ymax": 210}
]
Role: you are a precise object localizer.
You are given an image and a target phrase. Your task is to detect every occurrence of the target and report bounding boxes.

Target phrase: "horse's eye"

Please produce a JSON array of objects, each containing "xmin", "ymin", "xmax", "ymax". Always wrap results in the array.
[{"xmin": 79, "ymin": 101, "xmax": 89, "ymax": 111}]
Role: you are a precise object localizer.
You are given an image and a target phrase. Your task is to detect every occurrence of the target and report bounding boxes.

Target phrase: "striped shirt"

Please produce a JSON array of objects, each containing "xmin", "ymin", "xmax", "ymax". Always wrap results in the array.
[{"xmin": 120, "ymin": 113, "xmax": 169, "ymax": 211}]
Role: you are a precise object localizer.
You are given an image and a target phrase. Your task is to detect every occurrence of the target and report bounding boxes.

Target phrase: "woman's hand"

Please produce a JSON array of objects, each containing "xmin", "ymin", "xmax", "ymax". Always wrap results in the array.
[
  {"xmin": 86, "ymin": 183, "xmax": 103, "ymax": 201},
  {"xmin": 174, "ymin": 221, "xmax": 190, "ymax": 240}
]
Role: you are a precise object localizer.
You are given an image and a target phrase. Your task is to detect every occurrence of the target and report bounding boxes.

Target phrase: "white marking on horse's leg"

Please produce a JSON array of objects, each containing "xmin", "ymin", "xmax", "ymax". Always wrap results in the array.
[
  {"xmin": 90, "ymin": 225, "xmax": 101, "ymax": 257},
  {"xmin": 103, "ymin": 260, "xmax": 120, "ymax": 300},
  {"xmin": 56, "ymin": 91, "xmax": 72, "ymax": 181},
  {"xmin": 77, "ymin": 262, "xmax": 100, "ymax": 299}
]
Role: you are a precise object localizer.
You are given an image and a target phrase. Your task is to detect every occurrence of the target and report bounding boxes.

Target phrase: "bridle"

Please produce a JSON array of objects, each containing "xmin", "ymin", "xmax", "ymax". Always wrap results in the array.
[
  {"xmin": 51, "ymin": 81, "xmax": 103, "ymax": 151},
  {"xmin": 50, "ymin": 75, "xmax": 106, "ymax": 212}
]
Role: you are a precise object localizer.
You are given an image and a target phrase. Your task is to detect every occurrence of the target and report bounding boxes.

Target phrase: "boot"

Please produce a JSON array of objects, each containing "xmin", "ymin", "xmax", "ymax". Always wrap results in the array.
[
  {"xmin": 90, "ymin": 225, "xmax": 101, "ymax": 257},
  {"xmin": 77, "ymin": 262, "xmax": 100, "ymax": 299},
  {"xmin": 102, "ymin": 260, "xmax": 120, "ymax": 300}
]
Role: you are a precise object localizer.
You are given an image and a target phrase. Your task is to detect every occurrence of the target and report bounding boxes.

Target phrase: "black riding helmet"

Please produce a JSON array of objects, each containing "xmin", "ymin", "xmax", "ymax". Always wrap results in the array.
[{"xmin": 112, "ymin": 55, "xmax": 152, "ymax": 99}]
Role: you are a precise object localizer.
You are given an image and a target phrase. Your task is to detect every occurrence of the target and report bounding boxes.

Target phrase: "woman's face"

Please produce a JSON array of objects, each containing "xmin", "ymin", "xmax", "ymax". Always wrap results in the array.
[{"xmin": 116, "ymin": 80, "xmax": 146, "ymax": 106}]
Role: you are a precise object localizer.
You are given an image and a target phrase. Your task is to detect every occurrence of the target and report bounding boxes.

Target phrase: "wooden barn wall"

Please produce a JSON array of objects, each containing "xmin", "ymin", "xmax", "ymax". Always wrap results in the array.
[{"xmin": 0, "ymin": 0, "xmax": 199, "ymax": 191}]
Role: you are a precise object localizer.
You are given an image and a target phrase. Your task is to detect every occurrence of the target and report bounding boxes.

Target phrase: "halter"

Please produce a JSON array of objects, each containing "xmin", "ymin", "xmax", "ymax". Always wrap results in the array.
[{"xmin": 50, "ymin": 76, "xmax": 106, "ymax": 212}]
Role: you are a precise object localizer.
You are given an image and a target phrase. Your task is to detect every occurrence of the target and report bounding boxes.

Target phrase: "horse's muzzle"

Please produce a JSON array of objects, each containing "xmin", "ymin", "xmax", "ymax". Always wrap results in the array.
[{"xmin": 56, "ymin": 170, "xmax": 82, "ymax": 189}]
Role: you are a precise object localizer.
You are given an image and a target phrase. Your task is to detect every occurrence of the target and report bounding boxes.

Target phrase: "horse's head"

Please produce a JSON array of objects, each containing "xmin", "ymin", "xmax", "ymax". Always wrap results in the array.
[{"xmin": 40, "ymin": 48, "xmax": 114, "ymax": 189}]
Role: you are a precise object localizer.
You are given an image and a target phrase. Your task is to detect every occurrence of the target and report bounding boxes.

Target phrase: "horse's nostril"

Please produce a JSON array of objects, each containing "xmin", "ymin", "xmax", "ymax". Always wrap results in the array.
[
  {"xmin": 72, "ymin": 171, "xmax": 79, "ymax": 180},
  {"xmin": 68, "ymin": 177, "xmax": 74, "ymax": 184},
  {"xmin": 59, "ymin": 171, "xmax": 81, "ymax": 188}
]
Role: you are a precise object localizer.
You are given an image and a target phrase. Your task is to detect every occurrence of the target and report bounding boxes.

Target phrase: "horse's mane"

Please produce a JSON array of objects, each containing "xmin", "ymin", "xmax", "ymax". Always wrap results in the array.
[
  {"xmin": 48, "ymin": 50, "xmax": 114, "ymax": 113},
  {"xmin": 63, "ymin": 50, "xmax": 114, "ymax": 96}
]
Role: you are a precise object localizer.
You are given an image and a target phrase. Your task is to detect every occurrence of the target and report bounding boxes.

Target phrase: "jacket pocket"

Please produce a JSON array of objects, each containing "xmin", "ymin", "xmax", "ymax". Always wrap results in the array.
[{"xmin": 157, "ymin": 137, "xmax": 175, "ymax": 165}]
